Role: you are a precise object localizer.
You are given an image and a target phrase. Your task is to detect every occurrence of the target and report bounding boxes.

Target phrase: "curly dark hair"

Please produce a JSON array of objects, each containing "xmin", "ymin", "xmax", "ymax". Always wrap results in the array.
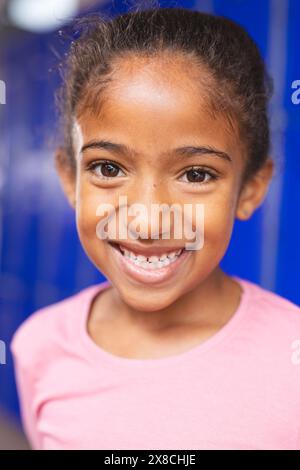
[{"xmin": 56, "ymin": 4, "xmax": 274, "ymax": 188}]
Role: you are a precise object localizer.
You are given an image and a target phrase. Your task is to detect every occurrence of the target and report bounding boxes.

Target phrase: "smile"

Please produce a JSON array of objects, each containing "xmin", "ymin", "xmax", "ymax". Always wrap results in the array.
[
  {"xmin": 108, "ymin": 241, "xmax": 192, "ymax": 285},
  {"xmin": 118, "ymin": 245, "xmax": 183, "ymax": 269}
]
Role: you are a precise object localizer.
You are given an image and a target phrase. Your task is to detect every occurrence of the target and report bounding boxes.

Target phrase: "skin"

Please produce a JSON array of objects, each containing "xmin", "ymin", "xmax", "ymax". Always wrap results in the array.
[{"xmin": 55, "ymin": 55, "xmax": 274, "ymax": 359}]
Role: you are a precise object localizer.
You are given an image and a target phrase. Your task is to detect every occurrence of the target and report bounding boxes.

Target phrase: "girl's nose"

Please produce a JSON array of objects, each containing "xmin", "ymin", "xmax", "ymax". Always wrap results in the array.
[{"xmin": 123, "ymin": 181, "xmax": 174, "ymax": 241}]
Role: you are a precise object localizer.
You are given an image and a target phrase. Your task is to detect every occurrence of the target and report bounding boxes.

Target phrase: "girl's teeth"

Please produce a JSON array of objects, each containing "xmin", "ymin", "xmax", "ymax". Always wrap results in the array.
[
  {"xmin": 148, "ymin": 255, "xmax": 159, "ymax": 263},
  {"xmin": 119, "ymin": 246, "xmax": 183, "ymax": 270}
]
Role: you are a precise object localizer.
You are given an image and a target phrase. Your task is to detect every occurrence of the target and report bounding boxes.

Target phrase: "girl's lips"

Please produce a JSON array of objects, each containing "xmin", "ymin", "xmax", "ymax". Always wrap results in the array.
[{"xmin": 108, "ymin": 242, "xmax": 192, "ymax": 285}]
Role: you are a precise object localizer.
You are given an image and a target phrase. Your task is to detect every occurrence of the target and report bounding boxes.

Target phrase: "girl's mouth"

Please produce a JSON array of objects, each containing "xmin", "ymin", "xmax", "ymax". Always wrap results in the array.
[{"xmin": 108, "ymin": 241, "xmax": 192, "ymax": 285}]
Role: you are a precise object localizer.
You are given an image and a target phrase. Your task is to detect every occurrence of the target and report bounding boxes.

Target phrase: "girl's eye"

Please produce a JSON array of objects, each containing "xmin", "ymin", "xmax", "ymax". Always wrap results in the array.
[
  {"xmin": 180, "ymin": 167, "xmax": 219, "ymax": 185},
  {"xmin": 87, "ymin": 161, "xmax": 125, "ymax": 179}
]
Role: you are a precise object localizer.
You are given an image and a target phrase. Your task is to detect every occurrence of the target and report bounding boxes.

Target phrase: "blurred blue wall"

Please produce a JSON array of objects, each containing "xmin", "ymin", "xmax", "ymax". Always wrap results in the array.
[{"xmin": 0, "ymin": 0, "xmax": 299, "ymax": 422}]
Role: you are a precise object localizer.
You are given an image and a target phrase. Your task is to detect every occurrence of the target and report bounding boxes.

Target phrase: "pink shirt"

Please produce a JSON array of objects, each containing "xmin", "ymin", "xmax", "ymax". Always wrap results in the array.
[{"xmin": 10, "ymin": 275, "xmax": 300, "ymax": 450}]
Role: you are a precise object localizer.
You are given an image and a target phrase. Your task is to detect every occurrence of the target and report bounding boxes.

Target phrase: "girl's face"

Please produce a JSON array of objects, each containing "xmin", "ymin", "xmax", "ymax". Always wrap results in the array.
[{"xmin": 57, "ymin": 55, "xmax": 273, "ymax": 311}]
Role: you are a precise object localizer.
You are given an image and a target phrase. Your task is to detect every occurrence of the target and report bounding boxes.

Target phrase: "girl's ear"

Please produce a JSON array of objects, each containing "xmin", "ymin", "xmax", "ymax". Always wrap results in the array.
[
  {"xmin": 236, "ymin": 158, "xmax": 274, "ymax": 220},
  {"xmin": 55, "ymin": 147, "xmax": 76, "ymax": 209}
]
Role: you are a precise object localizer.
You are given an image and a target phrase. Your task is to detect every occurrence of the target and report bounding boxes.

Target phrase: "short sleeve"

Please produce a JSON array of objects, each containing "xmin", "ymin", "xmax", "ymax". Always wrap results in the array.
[{"xmin": 10, "ymin": 329, "xmax": 41, "ymax": 450}]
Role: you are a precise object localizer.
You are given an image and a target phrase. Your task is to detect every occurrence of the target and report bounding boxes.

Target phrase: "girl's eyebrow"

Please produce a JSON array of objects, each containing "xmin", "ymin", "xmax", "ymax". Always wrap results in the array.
[{"xmin": 81, "ymin": 139, "xmax": 232, "ymax": 163}]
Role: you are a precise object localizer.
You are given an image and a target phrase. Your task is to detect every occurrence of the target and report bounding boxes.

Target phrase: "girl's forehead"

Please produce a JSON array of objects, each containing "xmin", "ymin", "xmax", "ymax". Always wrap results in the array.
[
  {"xmin": 77, "ymin": 52, "xmax": 216, "ymax": 124},
  {"xmin": 76, "ymin": 97, "xmax": 241, "ymax": 162},
  {"xmin": 108, "ymin": 55, "xmax": 212, "ymax": 108},
  {"xmin": 79, "ymin": 71, "xmax": 233, "ymax": 132},
  {"xmin": 74, "ymin": 58, "xmax": 243, "ymax": 162},
  {"xmin": 74, "ymin": 104, "xmax": 242, "ymax": 171}
]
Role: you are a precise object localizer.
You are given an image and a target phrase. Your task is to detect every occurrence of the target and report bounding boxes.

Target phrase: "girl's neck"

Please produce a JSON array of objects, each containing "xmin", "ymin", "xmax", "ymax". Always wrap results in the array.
[{"xmin": 92, "ymin": 268, "xmax": 242, "ymax": 333}]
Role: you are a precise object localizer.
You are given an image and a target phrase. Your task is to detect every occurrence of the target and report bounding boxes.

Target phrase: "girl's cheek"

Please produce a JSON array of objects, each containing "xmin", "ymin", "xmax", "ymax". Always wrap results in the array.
[
  {"xmin": 198, "ymin": 195, "xmax": 235, "ymax": 229},
  {"xmin": 76, "ymin": 192, "xmax": 120, "ymax": 246},
  {"xmin": 76, "ymin": 176, "xmax": 236, "ymax": 246},
  {"xmin": 75, "ymin": 187, "xmax": 101, "ymax": 236}
]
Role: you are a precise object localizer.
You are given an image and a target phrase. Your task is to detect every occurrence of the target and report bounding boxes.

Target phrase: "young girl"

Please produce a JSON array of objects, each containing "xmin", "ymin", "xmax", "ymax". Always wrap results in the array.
[{"xmin": 10, "ymin": 7, "xmax": 300, "ymax": 450}]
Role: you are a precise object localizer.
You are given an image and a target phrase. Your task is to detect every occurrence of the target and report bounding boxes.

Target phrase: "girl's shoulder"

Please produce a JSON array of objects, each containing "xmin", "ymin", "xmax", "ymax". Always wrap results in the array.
[
  {"xmin": 235, "ymin": 275, "xmax": 300, "ymax": 329},
  {"xmin": 237, "ymin": 275, "xmax": 299, "ymax": 310},
  {"xmin": 10, "ymin": 281, "xmax": 110, "ymax": 370},
  {"xmin": 235, "ymin": 276, "xmax": 300, "ymax": 375}
]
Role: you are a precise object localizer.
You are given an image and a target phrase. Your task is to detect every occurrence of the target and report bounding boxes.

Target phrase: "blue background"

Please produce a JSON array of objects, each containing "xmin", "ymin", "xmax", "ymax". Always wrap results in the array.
[{"xmin": 0, "ymin": 0, "xmax": 299, "ymax": 424}]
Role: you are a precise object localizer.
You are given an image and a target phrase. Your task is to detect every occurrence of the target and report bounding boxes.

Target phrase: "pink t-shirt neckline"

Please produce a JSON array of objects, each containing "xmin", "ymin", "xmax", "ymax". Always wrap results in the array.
[{"xmin": 79, "ymin": 275, "xmax": 251, "ymax": 369}]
